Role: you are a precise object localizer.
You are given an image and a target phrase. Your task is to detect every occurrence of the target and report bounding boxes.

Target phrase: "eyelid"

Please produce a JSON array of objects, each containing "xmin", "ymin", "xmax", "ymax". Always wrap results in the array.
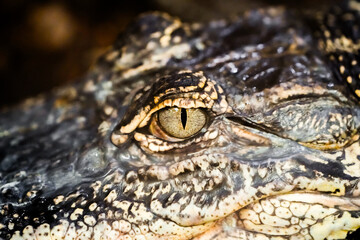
[
  {"xmin": 149, "ymin": 107, "xmax": 208, "ymax": 141},
  {"xmin": 118, "ymin": 97, "xmax": 212, "ymax": 137},
  {"xmin": 111, "ymin": 98, "xmax": 212, "ymax": 146},
  {"xmin": 110, "ymin": 71, "xmax": 228, "ymax": 148},
  {"xmin": 148, "ymin": 113, "xmax": 185, "ymax": 142},
  {"xmin": 138, "ymin": 99, "xmax": 209, "ymax": 129}
]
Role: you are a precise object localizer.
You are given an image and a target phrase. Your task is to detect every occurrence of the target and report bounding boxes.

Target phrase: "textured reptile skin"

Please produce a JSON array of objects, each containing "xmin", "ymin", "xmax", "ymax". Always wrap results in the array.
[{"xmin": 1, "ymin": 1, "xmax": 360, "ymax": 240}]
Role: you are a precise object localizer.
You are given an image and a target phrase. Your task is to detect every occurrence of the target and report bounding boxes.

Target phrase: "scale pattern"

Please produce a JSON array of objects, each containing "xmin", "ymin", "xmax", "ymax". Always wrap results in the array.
[{"xmin": 0, "ymin": 2, "xmax": 360, "ymax": 240}]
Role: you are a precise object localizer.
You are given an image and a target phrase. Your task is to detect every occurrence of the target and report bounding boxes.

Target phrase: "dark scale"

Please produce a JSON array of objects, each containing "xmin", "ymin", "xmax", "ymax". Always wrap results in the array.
[
  {"xmin": 314, "ymin": 0, "xmax": 360, "ymax": 100},
  {"xmin": 1, "ymin": 1, "xmax": 360, "ymax": 240}
]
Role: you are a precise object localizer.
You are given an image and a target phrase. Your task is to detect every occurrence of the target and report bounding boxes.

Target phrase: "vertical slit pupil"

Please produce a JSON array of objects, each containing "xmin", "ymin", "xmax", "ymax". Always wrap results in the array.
[{"xmin": 181, "ymin": 108, "xmax": 187, "ymax": 129}]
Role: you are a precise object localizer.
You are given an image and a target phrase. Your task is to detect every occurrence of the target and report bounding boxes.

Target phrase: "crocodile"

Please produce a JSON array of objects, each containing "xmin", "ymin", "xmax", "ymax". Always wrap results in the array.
[{"xmin": 1, "ymin": 1, "xmax": 360, "ymax": 240}]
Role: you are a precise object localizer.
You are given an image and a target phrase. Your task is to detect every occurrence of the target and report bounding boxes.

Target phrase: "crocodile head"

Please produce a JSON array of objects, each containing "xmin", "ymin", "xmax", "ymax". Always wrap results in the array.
[{"xmin": 1, "ymin": 5, "xmax": 360, "ymax": 240}]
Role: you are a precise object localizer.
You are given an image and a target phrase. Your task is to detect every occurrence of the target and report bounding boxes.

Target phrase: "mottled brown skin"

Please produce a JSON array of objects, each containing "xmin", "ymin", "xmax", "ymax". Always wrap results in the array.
[{"xmin": 1, "ymin": 2, "xmax": 360, "ymax": 240}]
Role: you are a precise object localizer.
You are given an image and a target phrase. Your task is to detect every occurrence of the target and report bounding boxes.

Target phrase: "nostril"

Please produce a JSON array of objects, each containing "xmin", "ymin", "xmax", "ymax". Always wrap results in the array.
[{"xmin": 347, "ymin": 227, "xmax": 360, "ymax": 240}]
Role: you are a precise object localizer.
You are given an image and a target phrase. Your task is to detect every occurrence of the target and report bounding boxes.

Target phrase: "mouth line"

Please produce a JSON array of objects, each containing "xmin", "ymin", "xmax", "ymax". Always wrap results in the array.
[
  {"xmin": 231, "ymin": 191, "xmax": 360, "ymax": 239},
  {"xmin": 193, "ymin": 192, "xmax": 360, "ymax": 240},
  {"xmin": 273, "ymin": 192, "xmax": 360, "ymax": 211}
]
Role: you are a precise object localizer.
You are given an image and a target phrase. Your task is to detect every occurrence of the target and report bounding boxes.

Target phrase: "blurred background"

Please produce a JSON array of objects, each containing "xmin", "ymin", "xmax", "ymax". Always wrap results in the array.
[{"xmin": 0, "ymin": 0, "xmax": 336, "ymax": 107}]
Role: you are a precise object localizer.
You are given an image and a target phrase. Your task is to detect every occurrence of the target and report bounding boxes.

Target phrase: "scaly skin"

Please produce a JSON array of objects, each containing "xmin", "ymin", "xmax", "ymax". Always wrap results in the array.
[{"xmin": 1, "ymin": 3, "xmax": 360, "ymax": 240}]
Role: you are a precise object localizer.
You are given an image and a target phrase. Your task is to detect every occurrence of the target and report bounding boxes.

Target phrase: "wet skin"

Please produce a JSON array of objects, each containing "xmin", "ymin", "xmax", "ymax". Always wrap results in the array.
[{"xmin": 1, "ymin": 3, "xmax": 360, "ymax": 240}]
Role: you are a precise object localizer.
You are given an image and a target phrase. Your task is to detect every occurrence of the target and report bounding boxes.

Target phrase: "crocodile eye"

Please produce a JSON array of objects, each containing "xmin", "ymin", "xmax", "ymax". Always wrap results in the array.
[{"xmin": 150, "ymin": 107, "xmax": 207, "ymax": 140}]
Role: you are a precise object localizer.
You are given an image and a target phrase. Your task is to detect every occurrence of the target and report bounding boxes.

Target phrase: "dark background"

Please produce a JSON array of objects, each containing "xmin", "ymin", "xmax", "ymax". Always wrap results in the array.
[
  {"xmin": 0, "ymin": 0, "xmax": 337, "ymax": 107},
  {"xmin": 0, "ymin": 0, "xmax": 153, "ymax": 107}
]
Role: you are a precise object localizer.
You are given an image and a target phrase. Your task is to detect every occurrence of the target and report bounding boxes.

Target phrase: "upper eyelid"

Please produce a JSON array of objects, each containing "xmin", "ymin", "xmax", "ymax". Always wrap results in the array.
[
  {"xmin": 110, "ymin": 71, "xmax": 228, "ymax": 148},
  {"xmin": 116, "ymin": 72, "xmax": 216, "ymax": 132}
]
